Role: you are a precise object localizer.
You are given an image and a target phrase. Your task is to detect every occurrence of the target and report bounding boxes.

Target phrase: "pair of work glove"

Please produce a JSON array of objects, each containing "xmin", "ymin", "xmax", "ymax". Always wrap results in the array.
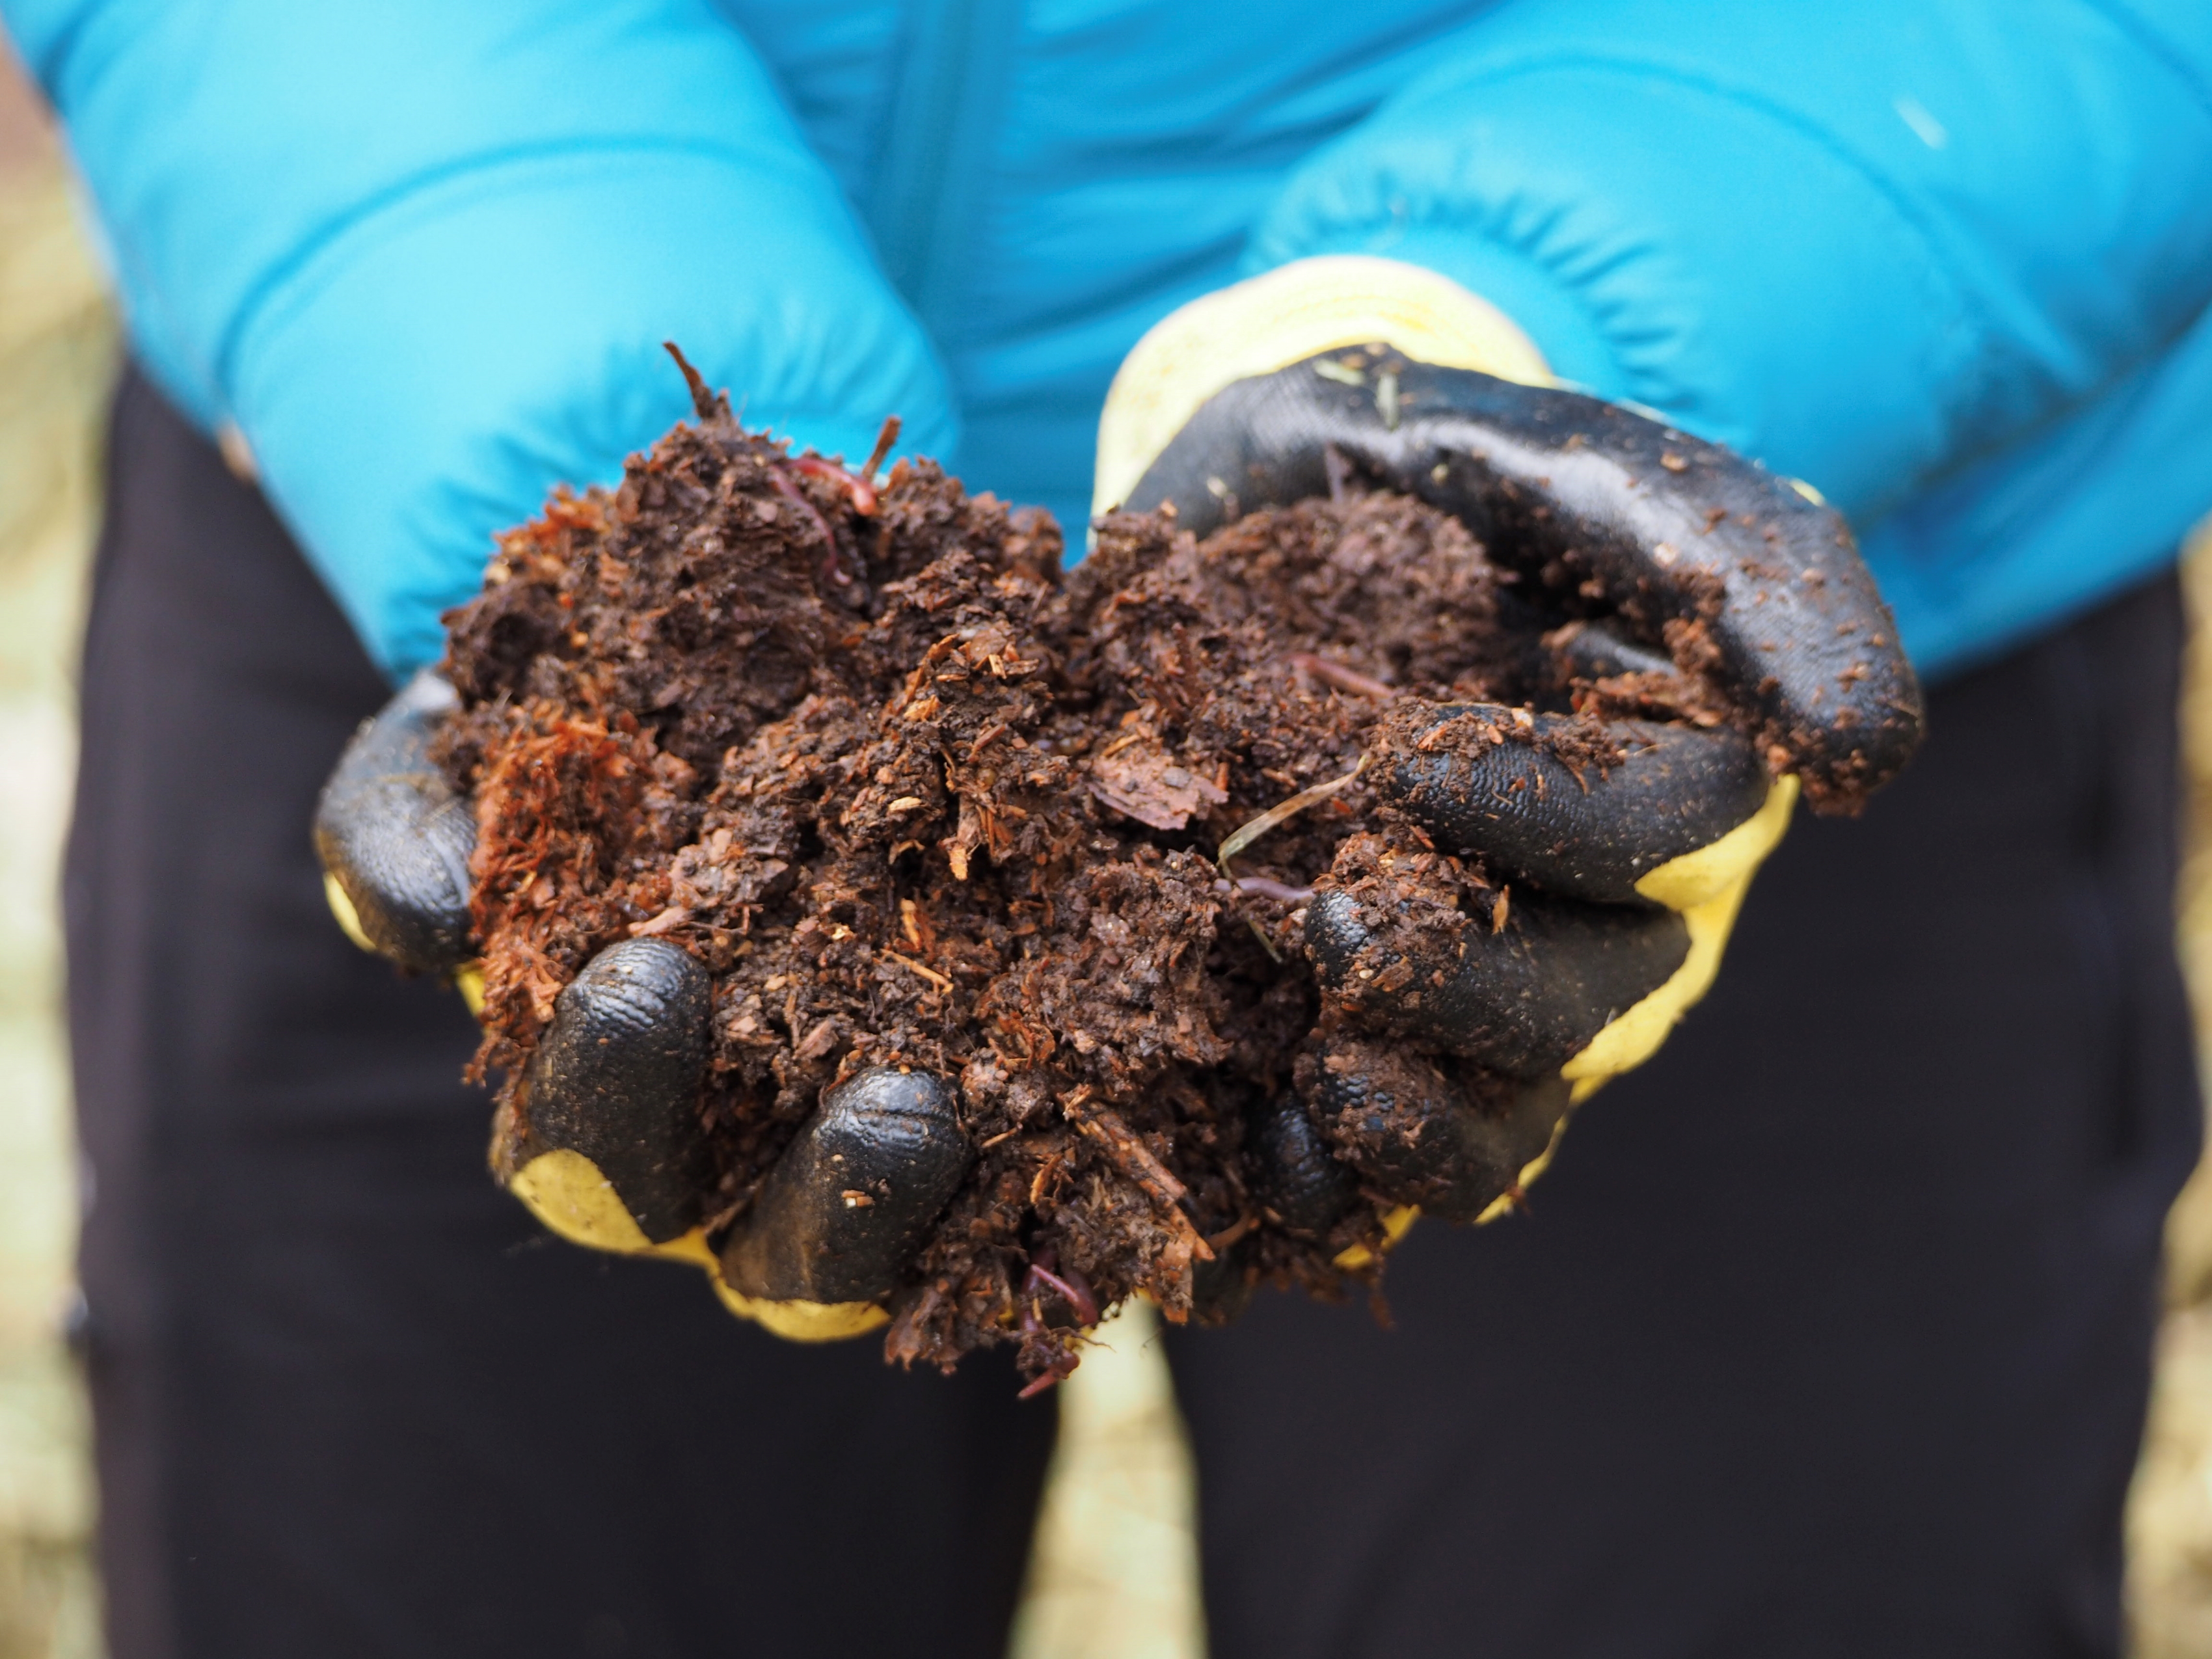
[{"xmin": 317, "ymin": 258, "xmax": 1922, "ymax": 1340}]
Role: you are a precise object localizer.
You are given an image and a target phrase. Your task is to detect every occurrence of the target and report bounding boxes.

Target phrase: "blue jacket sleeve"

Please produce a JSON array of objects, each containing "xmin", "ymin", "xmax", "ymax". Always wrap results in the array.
[
  {"xmin": 1248, "ymin": 0, "xmax": 2212, "ymax": 671},
  {"xmin": 3, "ymin": 0, "xmax": 954, "ymax": 681}
]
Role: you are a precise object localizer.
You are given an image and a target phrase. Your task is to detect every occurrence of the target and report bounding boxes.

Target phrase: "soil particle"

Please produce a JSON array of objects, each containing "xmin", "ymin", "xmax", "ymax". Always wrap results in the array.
[{"xmin": 432, "ymin": 390, "xmax": 1738, "ymax": 1382}]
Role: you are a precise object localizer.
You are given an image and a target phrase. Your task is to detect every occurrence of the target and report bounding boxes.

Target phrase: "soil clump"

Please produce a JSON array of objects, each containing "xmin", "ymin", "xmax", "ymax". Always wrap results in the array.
[{"xmin": 431, "ymin": 377, "xmax": 1730, "ymax": 1384}]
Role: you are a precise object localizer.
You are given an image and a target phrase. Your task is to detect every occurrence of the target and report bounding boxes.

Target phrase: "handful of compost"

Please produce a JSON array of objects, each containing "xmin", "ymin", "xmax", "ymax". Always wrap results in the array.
[{"xmin": 316, "ymin": 345, "xmax": 1922, "ymax": 1390}]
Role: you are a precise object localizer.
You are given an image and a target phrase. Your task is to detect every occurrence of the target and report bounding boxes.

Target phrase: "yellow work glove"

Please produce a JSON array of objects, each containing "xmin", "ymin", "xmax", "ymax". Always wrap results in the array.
[
  {"xmin": 314, "ymin": 674, "xmax": 965, "ymax": 1342},
  {"xmin": 1094, "ymin": 257, "xmax": 1922, "ymax": 1241}
]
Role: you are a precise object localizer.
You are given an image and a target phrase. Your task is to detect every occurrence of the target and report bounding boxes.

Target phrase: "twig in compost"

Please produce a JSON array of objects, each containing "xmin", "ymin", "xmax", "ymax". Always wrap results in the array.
[
  {"xmin": 1217, "ymin": 755, "xmax": 1368, "ymax": 870},
  {"xmin": 860, "ymin": 415, "xmax": 902, "ymax": 484},
  {"xmin": 1061, "ymin": 1092, "xmax": 1184, "ymax": 1205},
  {"xmin": 628, "ymin": 905, "xmax": 693, "ymax": 937},
  {"xmin": 1289, "ymin": 653, "xmax": 1397, "ymax": 701},
  {"xmin": 882, "ymin": 949, "xmax": 952, "ymax": 993},
  {"xmin": 1244, "ymin": 917, "xmax": 1284, "ymax": 964},
  {"xmin": 1060, "ymin": 1092, "xmax": 1215, "ymax": 1265},
  {"xmin": 662, "ymin": 341, "xmax": 720, "ymax": 419}
]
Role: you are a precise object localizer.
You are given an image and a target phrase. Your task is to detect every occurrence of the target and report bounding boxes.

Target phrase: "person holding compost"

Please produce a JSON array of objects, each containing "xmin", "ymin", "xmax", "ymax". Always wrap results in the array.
[{"xmin": 6, "ymin": 0, "xmax": 2208, "ymax": 1654}]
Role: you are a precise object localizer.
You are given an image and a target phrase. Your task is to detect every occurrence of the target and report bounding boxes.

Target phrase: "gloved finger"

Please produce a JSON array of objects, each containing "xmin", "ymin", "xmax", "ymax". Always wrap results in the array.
[
  {"xmin": 1197, "ymin": 1092, "xmax": 1363, "ymax": 1323},
  {"xmin": 718, "ymin": 1068, "xmax": 973, "ymax": 1309},
  {"xmin": 1247, "ymin": 1091, "xmax": 1361, "ymax": 1237},
  {"xmin": 1296, "ymin": 1037, "xmax": 1569, "ymax": 1224},
  {"xmin": 1122, "ymin": 357, "xmax": 1923, "ymax": 807},
  {"xmin": 497, "ymin": 937, "xmax": 716, "ymax": 1247},
  {"xmin": 312, "ymin": 668, "xmax": 476, "ymax": 972},
  {"xmin": 1372, "ymin": 702, "xmax": 1770, "ymax": 907},
  {"xmin": 1303, "ymin": 882, "xmax": 1688, "ymax": 1079}
]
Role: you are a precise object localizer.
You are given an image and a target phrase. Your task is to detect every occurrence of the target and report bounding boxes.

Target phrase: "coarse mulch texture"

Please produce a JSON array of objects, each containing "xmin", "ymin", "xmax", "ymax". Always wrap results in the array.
[{"xmin": 431, "ymin": 380, "xmax": 1726, "ymax": 1382}]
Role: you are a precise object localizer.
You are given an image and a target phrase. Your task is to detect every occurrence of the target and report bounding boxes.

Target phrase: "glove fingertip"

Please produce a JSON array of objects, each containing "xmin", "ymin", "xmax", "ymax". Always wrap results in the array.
[
  {"xmin": 1297, "ymin": 1038, "xmax": 1565, "ymax": 1225},
  {"xmin": 511, "ymin": 937, "xmax": 714, "ymax": 1245},
  {"xmin": 1373, "ymin": 702, "xmax": 1768, "ymax": 906},
  {"xmin": 1248, "ymin": 1092, "xmax": 1360, "ymax": 1237},
  {"xmin": 720, "ymin": 1068, "xmax": 972, "ymax": 1306},
  {"xmin": 314, "ymin": 672, "xmax": 478, "ymax": 973}
]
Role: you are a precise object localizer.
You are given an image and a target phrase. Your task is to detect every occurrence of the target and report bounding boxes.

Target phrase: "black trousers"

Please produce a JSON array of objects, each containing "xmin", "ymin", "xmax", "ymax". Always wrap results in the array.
[{"xmin": 67, "ymin": 371, "xmax": 2202, "ymax": 1658}]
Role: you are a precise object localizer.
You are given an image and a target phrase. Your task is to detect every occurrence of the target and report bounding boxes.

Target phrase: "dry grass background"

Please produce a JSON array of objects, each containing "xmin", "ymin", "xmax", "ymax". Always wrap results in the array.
[
  {"xmin": 2129, "ymin": 537, "xmax": 2212, "ymax": 1659},
  {"xmin": 0, "ymin": 51, "xmax": 2205, "ymax": 1658},
  {"xmin": 0, "ymin": 86, "xmax": 115, "ymax": 1659}
]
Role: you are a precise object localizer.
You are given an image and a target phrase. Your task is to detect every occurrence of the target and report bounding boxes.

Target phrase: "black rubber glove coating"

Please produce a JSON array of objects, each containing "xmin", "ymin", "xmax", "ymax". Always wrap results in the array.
[
  {"xmin": 1124, "ymin": 356, "xmax": 1924, "ymax": 807},
  {"xmin": 1248, "ymin": 1093, "xmax": 1362, "ymax": 1237},
  {"xmin": 312, "ymin": 669, "xmax": 476, "ymax": 973},
  {"xmin": 720, "ymin": 1069, "xmax": 973, "ymax": 1306},
  {"xmin": 1305, "ymin": 886, "xmax": 1689, "ymax": 1079},
  {"xmin": 1377, "ymin": 706, "xmax": 1770, "ymax": 906},
  {"xmin": 516, "ymin": 937, "xmax": 715, "ymax": 1243},
  {"xmin": 1298, "ymin": 1039, "xmax": 1570, "ymax": 1224}
]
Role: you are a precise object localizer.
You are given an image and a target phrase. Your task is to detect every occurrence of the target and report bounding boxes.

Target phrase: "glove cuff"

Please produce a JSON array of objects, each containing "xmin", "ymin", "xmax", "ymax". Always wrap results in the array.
[
  {"xmin": 1093, "ymin": 254, "xmax": 1550, "ymax": 517},
  {"xmin": 1559, "ymin": 775, "xmax": 1801, "ymax": 1101}
]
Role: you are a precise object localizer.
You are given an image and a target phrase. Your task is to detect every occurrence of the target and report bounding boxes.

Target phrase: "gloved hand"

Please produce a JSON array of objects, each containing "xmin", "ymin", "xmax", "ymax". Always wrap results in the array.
[
  {"xmin": 315, "ymin": 677, "xmax": 971, "ymax": 1342},
  {"xmin": 1094, "ymin": 258, "xmax": 1924, "ymax": 1241}
]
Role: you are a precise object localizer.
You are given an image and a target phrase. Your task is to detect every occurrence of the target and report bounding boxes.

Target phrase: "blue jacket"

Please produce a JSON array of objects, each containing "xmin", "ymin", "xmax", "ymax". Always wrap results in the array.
[{"xmin": 8, "ymin": 0, "xmax": 2211, "ymax": 681}]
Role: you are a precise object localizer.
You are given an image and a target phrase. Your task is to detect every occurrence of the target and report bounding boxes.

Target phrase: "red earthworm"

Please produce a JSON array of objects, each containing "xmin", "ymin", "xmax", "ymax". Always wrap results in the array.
[
  {"xmin": 770, "ymin": 470, "xmax": 850, "ymax": 586},
  {"xmin": 790, "ymin": 454, "xmax": 878, "ymax": 517}
]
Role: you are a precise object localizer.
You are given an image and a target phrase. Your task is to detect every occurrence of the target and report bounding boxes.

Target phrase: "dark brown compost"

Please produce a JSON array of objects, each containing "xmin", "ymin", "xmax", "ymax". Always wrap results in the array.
[{"xmin": 431, "ymin": 386, "xmax": 1734, "ymax": 1382}]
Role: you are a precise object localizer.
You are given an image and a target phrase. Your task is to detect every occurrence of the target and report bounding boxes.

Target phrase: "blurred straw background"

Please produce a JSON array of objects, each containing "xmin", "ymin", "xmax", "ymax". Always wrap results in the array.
[
  {"xmin": 0, "ymin": 44, "xmax": 2206, "ymax": 1659},
  {"xmin": 2133, "ymin": 543, "xmax": 2212, "ymax": 1659},
  {"xmin": 0, "ymin": 49, "xmax": 113, "ymax": 1659}
]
